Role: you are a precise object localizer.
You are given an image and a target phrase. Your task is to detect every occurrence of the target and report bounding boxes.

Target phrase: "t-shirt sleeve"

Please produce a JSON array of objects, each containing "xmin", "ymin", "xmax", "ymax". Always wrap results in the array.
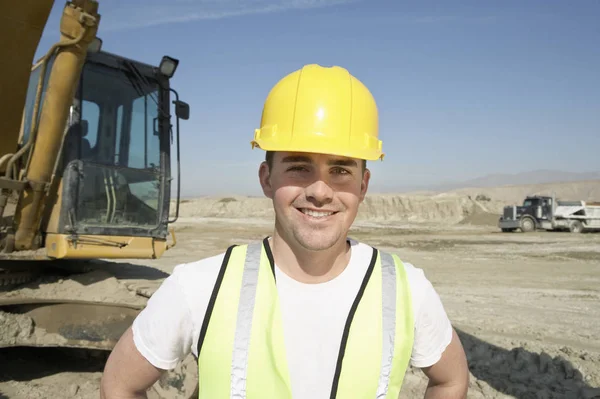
[
  {"xmin": 407, "ymin": 267, "xmax": 453, "ymax": 368},
  {"xmin": 132, "ymin": 268, "xmax": 194, "ymax": 370}
]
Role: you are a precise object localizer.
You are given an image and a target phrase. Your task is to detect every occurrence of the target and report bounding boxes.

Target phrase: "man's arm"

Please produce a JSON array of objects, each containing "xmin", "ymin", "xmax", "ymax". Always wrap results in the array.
[
  {"xmin": 100, "ymin": 327, "xmax": 165, "ymax": 399},
  {"xmin": 421, "ymin": 328, "xmax": 469, "ymax": 399}
]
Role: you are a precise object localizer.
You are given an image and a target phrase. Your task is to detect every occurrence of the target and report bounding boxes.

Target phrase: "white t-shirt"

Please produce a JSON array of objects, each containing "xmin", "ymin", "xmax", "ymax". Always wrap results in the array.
[{"xmin": 132, "ymin": 239, "xmax": 453, "ymax": 398}]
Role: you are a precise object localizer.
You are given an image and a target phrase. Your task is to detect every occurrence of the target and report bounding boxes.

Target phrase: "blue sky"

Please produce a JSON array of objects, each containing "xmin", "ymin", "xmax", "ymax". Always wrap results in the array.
[{"xmin": 36, "ymin": 0, "xmax": 600, "ymax": 196}]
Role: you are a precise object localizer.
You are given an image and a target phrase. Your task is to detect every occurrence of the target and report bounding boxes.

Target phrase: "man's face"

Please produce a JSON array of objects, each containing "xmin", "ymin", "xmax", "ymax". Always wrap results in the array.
[{"xmin": 259, "ymin": 151, "xmax": 370, "ymax": 252}]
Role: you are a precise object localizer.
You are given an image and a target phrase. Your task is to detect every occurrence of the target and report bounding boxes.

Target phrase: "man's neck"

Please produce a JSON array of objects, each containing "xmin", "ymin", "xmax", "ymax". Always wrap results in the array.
[{"xmin": 269, "ymin": 232, "xmax": 351, "ymax": 284}]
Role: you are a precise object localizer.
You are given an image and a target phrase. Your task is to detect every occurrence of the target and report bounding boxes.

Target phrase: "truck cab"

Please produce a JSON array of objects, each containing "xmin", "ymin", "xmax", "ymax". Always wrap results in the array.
[
  {"xmin": 498, "ymin": 193, "xmax": 600, "ymax": 233},
  {"xmin": 498, "ymin": 195, "xmax": 554, "ymax": 232}
]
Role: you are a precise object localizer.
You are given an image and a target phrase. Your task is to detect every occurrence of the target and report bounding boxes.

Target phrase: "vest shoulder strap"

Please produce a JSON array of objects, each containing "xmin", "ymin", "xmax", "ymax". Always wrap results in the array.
[
  {"xmin": 196, "ymin": 243, "xmax": 238, "ymax": 358},
  {"xmin": 331, "ymin": 246, "xmax": 415, "ymax": 399}
]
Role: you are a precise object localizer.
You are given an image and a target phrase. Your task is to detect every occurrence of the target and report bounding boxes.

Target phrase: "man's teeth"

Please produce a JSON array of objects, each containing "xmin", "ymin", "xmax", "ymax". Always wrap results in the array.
[{"xmin": 301, "ymin": 209, "xmax": 334, "ymax": 217}]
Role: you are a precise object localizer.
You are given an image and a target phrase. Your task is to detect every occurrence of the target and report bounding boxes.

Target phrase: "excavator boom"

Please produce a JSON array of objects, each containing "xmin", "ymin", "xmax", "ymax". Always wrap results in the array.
[
  {"xmin": 1, "ymin": 0, "xmax": 101, "ymax": 253},
  {"xmin": 0, "ymin": 0, "xmax": 54, "ymax": 160}
]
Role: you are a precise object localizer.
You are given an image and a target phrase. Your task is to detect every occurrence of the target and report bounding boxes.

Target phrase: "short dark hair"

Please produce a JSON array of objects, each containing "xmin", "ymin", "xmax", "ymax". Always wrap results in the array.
[{"xmin": 265, "ymin": 151, "xmax": 367, "ymax": 172}]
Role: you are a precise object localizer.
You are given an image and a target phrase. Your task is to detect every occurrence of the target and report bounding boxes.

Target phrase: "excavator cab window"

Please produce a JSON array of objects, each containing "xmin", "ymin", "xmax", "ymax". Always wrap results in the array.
[
  {"xmin": 80, "ymin": 100, "xmax": 99, "ymax": 154},
  {"xmin": 58, "ymin": 53, "xmax": 171, "ymax": 239}
]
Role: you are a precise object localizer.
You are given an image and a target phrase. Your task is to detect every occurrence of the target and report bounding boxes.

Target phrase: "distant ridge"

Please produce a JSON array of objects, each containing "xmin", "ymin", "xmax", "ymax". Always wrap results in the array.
[
  {"xmin": 385, "ymin": 170, "xmax": 600, "ymax": 194},
  {"xmin": 435, "ymin": 169, "xmax": 600, "ymax": 190}
]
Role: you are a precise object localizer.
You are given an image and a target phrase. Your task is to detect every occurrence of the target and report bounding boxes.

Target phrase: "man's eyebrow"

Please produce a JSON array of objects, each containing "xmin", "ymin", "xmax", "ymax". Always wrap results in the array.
[
  {"xmin": 281, "ymin": 155, "xmax": 313, "ymax": 163},
  {"xmin": 328, "ymin": 159, "xmax": 358, "ymax": 167},
  {"xmin": 280, "ymin": 156, "xmax": 358, "ymax": 167}
]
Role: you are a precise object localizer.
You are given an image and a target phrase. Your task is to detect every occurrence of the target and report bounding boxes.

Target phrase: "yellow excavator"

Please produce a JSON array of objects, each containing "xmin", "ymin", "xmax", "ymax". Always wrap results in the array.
[{"xmin": 1, "ymin": 1, "xmax": 195, "ymax": 397}]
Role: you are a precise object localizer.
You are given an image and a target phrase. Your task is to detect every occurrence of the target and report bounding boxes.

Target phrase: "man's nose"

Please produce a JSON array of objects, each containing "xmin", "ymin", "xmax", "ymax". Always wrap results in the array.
[{"xmin": 305, "ymin": 178, "xmax": 334, "ymax": 206}]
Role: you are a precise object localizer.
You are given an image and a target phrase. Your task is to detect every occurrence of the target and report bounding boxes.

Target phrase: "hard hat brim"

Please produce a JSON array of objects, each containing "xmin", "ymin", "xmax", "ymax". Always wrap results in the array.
[{"xmin": 251, "ymin": 137, "xmax": 384, "ymax": 161}]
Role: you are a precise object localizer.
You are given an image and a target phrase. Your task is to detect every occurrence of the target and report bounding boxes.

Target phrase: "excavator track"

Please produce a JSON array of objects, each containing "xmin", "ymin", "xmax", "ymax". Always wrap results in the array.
[
  {"xmin": 0, "ymin": 269, "xmax": 36, "ymax": 286},
  {"xmin": 0, "ymin": 260, "xmax": 199, "ymax": 398},
  {"xmin": 0, "ymin": 256, "xmax": 44, "ymax": 287}
]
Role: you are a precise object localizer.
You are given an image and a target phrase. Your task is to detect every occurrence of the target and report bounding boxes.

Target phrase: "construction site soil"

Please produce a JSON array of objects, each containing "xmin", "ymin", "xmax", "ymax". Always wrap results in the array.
[{"xmin": 1, "ymin": 183, "xmax": 599, "ymax": 398}]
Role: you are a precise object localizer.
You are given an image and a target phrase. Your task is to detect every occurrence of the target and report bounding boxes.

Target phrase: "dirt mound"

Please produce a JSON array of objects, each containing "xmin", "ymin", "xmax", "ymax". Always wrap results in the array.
[
  {"xmin": 178, "ymin": 196, "xmax": 274, "ymax": 219},
  {"xmin": 4, "ymin": 269, "xmax": 146, "ymax": 307},
  {"xmin": 172, "ymin": 180, "xmax": 599, "ymax": 227},
  {"xmin": 174, "ymin": 194, "xmax": 504, "ymax": 225},
  {"xmin": 459, "ymin": 211, "xmax": 501, "ymax": 226},
  {"xmin": 357, "ymin": 194, "xmax": 502, "ymax": 224},
  {"xmin": 458, "ymin": 200, "xmax": 502, "ymax": 226}
]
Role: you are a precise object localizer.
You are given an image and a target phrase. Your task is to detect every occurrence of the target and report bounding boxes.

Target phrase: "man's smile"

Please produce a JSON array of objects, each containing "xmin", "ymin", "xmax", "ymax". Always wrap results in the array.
[{"xmin": 295, "ymin": 207, "xmax": 339, "ymax": 220}]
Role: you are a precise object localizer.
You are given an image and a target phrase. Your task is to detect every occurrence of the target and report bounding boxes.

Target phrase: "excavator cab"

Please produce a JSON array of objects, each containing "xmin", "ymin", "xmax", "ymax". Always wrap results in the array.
[
  {"xmin": 53, "ymin": 51, "xmax": 186, "ymax": 258},
  {"xmin": 8, "ymin": 49, "xmax": 189, "ymax": 260},
  {"xmin": 0, "ymin": 1, "xmax": 189, "ymax": 261}
]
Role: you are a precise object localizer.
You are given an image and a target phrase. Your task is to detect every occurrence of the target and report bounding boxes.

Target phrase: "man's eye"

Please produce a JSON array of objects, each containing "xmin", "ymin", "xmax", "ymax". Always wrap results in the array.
[
  {"xmin": 287, "ymin": 165, "xmax": 308, "ymax": 172},
  {"xmin": 332, "ymin": 167, "xmax": 350, "ymax": 175}
]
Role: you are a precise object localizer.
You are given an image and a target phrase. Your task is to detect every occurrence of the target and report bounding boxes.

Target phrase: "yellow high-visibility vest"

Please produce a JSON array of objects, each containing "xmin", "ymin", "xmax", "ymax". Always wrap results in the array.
[{"xmin": 196, "ymin": 238, "xmax": 414, "ymax": 398}]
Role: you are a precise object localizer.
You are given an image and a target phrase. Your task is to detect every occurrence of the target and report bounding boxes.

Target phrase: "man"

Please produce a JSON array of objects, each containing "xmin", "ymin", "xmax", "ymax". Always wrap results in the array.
[{"xmin": 100, "ymin": 64, "xmax": 469, "ymax": 398}]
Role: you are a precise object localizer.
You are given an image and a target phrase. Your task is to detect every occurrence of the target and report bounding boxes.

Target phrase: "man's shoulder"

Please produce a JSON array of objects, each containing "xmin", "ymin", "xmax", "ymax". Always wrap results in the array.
[
  {"xmin": 170, "ymin": 250, "xmax": 229, "ymax": 287},
  {"xmin": 350, "ymin": 240, "xmax": 437, "ymax": 313},
  {"xmin": 350, "ymin": 239, "xmax": 430, "ymax": 282}
]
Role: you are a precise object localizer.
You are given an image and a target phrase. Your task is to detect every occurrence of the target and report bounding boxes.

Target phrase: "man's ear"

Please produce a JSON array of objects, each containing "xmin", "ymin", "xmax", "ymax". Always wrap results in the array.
[
  {"xmin": 259, "ymin": 161, "xmax": 273, "ymax": 198},
  {"xmin": 359, "ymin": 167, "xmax": 371, "ymax": 202}
]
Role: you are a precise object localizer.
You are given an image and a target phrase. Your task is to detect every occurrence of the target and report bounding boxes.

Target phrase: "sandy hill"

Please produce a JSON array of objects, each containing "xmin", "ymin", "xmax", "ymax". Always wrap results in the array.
[
  {"xmin": 173, "ymin": 180, "xmax": 600, "ymax": 226},
  {"xmin": 428, "ymin": 170, "xmax": 600, "ymax": 192},
  {"xmin": 447, "ymin": 179, "xmax": 600, "ymax": 204}
]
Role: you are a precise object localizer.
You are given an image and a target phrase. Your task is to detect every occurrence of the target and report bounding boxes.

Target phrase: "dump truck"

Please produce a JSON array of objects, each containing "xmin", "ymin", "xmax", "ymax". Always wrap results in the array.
[
  {"xmin": 498, "ymin": 194, "xmax": 600, "ymax": 233},
  {"xmin": 1, "ymin": 1, "xmax": 196, "ymax": 397}
]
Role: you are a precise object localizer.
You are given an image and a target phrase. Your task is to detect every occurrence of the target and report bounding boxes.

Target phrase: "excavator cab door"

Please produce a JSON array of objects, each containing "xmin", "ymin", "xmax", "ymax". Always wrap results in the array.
[{"xmin": 57, "ymin": 52, "xmax": 171, "ymax": 240}]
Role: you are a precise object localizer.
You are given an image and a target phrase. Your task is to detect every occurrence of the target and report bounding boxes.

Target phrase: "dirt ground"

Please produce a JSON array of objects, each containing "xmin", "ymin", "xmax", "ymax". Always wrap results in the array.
[{"xmin": 1, "ymin": 216, "xmax": 599, "ymax": 398}]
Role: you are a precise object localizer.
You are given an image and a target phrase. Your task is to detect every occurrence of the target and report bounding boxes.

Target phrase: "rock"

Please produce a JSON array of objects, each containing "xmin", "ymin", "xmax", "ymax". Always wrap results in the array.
[
  {"xmin": 560, "ymin": 346, "xmax": 574, "ymax": 356},
  {"xmin": 0, "ymin": 311, "xmax": 34, "ymax": 342},
  {"xmin": 69, "ymin": 384, "xmax": 79, "ymax": 396}
]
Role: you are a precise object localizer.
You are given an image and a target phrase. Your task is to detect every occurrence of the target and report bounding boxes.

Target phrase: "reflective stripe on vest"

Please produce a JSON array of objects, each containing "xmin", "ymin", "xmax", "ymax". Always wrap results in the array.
[{"xmin": 196, "ymin": 238, "xmax": 414, "ymax": 398}]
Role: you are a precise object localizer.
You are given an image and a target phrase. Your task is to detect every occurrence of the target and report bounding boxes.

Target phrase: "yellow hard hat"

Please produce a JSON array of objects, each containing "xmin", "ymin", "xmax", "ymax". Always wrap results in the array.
[{"xmin": 251, "ymin": 64, "xmax": 384, "ymax": 161}]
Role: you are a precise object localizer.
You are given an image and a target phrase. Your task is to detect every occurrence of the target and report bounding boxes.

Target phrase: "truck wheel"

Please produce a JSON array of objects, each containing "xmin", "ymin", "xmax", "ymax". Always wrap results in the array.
[
  {"xmin": 569, "ymin": 220, "xmax": 583, "ymax": 233},
  {"xmin": 520, "ymin": 218, "xmax": 535, "ymax": 233}
]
